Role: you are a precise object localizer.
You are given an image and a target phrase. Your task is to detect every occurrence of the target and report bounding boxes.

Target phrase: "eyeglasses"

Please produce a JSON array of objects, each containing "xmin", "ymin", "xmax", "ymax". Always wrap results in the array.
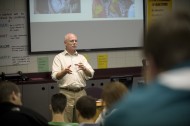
[{"xmin": 69, "ymin": 40, "xmax": 78, "ymax": 42}]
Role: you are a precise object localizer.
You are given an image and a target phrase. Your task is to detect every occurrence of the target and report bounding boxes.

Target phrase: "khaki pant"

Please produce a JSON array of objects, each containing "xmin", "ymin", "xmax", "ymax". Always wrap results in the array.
[{"xmin": 59, "ymin": 89, "xmax": 86, "ymax": 123}]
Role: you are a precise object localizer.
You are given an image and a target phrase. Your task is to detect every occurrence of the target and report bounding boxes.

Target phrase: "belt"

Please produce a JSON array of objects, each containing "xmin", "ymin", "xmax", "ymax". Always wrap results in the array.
[{"xmin": 61, "ymin": 87, "xmax": 84, "ymax": 92}]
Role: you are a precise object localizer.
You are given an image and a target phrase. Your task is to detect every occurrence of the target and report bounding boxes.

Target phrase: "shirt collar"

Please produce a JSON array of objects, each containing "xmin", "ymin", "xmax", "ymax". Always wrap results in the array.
[
  {"xmin": 63, "ymin": 50, "xmax": 78, "ymax": 56},
  {"xmin": 158, "ymin": 67, "xmax": 190, "ymax": 90}
]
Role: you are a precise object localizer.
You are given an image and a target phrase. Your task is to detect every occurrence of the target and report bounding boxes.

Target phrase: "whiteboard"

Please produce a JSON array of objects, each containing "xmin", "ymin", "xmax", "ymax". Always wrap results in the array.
[{"xmin": 0, "ymin": 10, "xmax": 29, "ymax": 66}]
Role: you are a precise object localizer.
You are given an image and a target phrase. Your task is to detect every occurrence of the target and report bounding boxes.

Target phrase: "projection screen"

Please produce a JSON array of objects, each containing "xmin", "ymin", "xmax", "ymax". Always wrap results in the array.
[{"xmin": 27, "ymin": 0, "xmax": 144, "ymax": 54}]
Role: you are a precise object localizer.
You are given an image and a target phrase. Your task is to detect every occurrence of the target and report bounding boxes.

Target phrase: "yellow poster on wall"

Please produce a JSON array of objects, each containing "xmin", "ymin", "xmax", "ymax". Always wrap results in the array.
[
  {"xmin": 97, "ymin": 54, "xmax": 108, "ymax": 69},
  {"xmin": 147, "ymin": 0, "xmax": 172, "ymax": 28}
]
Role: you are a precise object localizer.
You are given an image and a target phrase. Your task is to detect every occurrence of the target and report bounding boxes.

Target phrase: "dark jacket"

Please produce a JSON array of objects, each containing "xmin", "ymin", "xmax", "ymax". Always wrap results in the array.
[{"xmin": 0, "ymin": 102, "xmax": 48, "ymax": 126}]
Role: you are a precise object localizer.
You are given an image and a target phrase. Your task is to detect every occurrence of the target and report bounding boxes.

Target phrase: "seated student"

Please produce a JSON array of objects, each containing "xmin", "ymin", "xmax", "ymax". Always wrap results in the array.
[
  {"xmin": 75, "ymin": 95, "xmax": 97, "ymax": 125},
  {"xmin": 48, "ymin": 93, "xmax": 79, "ymax": 126},
  {"xmin": 95, "ymin": 81, "xmax": 128, "ymax": 126},
  {"xmin": 104, "ymin": 11, "xmax": 190, "ymax": 126},
  {"xmin": 0, "ymin": 80, "xmax": 48, "ymax": 126}
]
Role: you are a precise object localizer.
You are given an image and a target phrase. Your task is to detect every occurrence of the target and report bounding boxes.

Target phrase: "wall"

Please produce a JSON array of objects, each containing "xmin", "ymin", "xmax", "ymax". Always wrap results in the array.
[
  {"xmin": 0, "ymin": 0, "xmax": 190, "ymax": 74},
  {"xmin": 0, "ymin": 0, "xmax": 143, "ymax": 74}
]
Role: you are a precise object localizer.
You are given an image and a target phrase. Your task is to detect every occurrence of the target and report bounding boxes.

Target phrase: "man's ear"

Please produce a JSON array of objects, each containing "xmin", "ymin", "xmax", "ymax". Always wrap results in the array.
[
  {"xmin": 64, "ymin": 41, "xmax": 67, "ymax": 46},
  {"xmin": 76, "ymin": 109, "xmax": 80, "ymax": 118},
  {"xmin": 11, "ymin": 91, "xmax": 22, "ymax": 105},
  {"xmin": 11, "ymin": 91, "xmax": 17, "ymax": 101},
  {"xmin": 145, "ymin": 56, "xmax": 158, "ymax": 83}
]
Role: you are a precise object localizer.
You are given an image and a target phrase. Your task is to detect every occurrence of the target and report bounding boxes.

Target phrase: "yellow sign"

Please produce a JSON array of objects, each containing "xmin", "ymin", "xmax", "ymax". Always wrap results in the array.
[
  {"xmin": 97, "ymin": 54, "xmax": 108, "ymax": 69},
  {"xmin": 147, "ymin": 0, "xmax": 172, "ymax": 27}
]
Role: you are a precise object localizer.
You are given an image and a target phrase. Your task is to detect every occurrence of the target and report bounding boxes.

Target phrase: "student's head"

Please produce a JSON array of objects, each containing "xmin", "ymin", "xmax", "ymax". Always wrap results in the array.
[
  {"xmin": 64, "ymin": 33, "xmax": 78, "ymax": 54},
  {"xmin": 144, "ymin": 11, "xmax": 190, "ymax": 78},
  {"xmin": 76, "ymin": 95, "xmax": 96, "ymax": 120},
  {"xmin": 102, "ymin": 81, "xmax": 128, "ymax": 109},
  {"xmin": 50, "ymin": 93, "xmax": 67, "ymax": 114},
  {"xmin": 0, "ymin": 81, "xmax": 22, "ymax": 105}
]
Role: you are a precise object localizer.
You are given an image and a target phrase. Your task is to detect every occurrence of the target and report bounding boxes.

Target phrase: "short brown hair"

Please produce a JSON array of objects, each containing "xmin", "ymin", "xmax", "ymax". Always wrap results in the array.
[
  {"xmin": 102, "ymin": 82, "xmax": 128, "ymax": 109},
  {"xmin": 0, "ymin": 81, "xmax": 20, "ymax": 103},
  {"xmin": 144, "ymin": 11, "xmax": 190, "ymax": 71},
  {"xmin": 76, "ymin": 95, "xmax": 96, "ymax": 119}
]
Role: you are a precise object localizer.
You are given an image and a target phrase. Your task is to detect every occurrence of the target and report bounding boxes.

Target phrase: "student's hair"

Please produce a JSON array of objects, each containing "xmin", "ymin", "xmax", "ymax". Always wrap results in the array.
[
  {"xmin": 102, "ymin": 81, "xmax": 128, "ymax": 109},
  {"xmin": 0, "ymin": 81, "xmax": 20, "ymax": 103},
  {"xmin": 76, "ymin": 95, "xmax": 96, "ymax": 119},
  {"xmin": 51, "ymin": 93, "xmax": 67, "ymax": 113},
  {"xmin": 144, "ymin": 10, "xmax": 190, "ymax": 71}
]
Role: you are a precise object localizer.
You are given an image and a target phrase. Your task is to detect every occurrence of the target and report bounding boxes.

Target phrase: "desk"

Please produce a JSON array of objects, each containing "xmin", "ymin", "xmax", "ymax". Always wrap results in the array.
[{"xmin": 96, "ymin": 99, "xmax": 105, "ymax": 107}]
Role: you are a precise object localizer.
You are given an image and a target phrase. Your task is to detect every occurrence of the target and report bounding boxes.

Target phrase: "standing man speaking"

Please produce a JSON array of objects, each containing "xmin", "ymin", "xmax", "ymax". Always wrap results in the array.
[{"xmin": 51, "ymin": 33, "xmax": 94, "ymax": 122}]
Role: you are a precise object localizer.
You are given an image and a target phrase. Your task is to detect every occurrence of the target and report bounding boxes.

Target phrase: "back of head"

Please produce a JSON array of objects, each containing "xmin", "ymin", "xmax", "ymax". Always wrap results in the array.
[
  {"xmin": 0, "ymin": 81, "xmax": 48, "ymax": 126},
  {"xmin": 51, "ymin": 93, "xmax": 67, "ymax": 114},
  {"xmin": 144, "ymin": 10, "xmax": 190, "ymax": 71},
  {"xmin": 0, "ymin": 80, "xmax": 21, "ymax": 104},
  {"xmin": 76, "ymin": 95, "xmax": 96, "ymax": 119},
  {"xmin": 102, "ymin": 82, "xmax": 128, "ymax": 109}
]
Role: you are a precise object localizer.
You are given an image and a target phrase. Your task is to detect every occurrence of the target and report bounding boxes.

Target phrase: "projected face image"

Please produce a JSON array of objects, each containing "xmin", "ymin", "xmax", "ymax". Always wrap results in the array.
[
  {"xmin": 34, "ymin": 0, "xmax": 81, "ymax": 14},
  {"xmin": 92, "ymin": 0, "xmax": 134, "ymax": 18}
]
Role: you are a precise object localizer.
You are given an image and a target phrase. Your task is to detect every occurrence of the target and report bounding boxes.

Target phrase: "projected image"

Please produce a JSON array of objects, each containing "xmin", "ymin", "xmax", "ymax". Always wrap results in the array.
[
  {"xmin": 34, "ymin": 0, "xmax": 81, "ymax": 14},
  {"xmin": 28, "ymin": 0, "xmax": 144, "ymax": 53},
  {"xmin": 92, "ymin": 0, "xmax": 134, "ymax": 18}
]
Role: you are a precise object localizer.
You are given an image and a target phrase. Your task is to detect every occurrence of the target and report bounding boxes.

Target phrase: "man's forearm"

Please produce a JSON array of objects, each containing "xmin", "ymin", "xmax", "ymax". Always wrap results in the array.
[
  {"xmin": 83, "ymin": 68, "xmax": 93, "ymax": 77},
  {"xmin": 56, "ymin": 70, "xmax": 67, "ymax": 80}
]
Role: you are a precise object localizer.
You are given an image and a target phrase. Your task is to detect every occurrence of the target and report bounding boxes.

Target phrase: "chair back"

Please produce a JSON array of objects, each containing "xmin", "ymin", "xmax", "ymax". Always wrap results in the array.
[
  {"xmin": 85, "ymin": 87, "xmax": 103, "ymax": 99},
  {"xmin": 110, "ymin": 75, "xmax": 133, "ymax": 90}
]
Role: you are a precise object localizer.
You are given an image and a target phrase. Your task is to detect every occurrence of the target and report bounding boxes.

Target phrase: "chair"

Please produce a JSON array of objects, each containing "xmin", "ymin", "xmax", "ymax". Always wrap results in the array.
[
  {"xmin": 110, "ymin": 75, "xmax": 134, "ymax": 90},
  {"xmin": 85, "ymin": 87, "xmax": 103, "ymax": 100}
]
